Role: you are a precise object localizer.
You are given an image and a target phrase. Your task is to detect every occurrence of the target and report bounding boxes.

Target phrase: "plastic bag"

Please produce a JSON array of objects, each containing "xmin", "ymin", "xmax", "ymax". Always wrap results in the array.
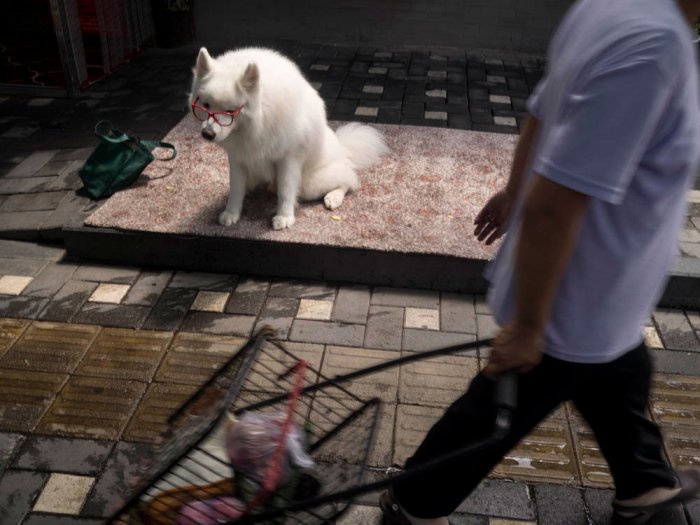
[
  {"xmin": 226, "ymin": 412, "xmax": 314, "ymax": 485},
  {"xmin": 176, "ymin": 497, "xmax": 244, "ymax": 525}
]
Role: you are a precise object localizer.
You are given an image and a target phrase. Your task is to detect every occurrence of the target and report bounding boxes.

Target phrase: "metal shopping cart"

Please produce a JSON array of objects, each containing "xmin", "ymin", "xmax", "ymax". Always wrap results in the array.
[{"xmin": 108, "ymin": 328, "xmax": 516, "ymax": 525}]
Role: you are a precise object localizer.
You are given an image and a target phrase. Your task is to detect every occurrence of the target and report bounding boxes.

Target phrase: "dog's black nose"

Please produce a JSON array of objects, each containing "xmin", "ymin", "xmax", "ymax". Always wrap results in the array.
[{"xmin": 201, "ymin": 129, "xmax": 216, "ymax": 141}]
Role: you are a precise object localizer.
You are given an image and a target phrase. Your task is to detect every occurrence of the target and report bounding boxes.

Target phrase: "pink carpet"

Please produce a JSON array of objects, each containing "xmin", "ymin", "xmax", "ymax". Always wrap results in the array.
[{"xmin": 84, "ymin": 117, "xmax": 517, "ymax": 261}]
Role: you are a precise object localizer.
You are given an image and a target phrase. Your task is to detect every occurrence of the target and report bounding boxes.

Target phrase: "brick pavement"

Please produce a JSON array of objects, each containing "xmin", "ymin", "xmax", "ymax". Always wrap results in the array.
[
  {"xmin": 0, "ymin": 241, "xmax": 698, "ymax": 523},
  {"xmin": 0, "ymin": 40, "xmax": 699, "ymax": 525},
  {"xmin": 1, "ymin": 43, "xmax": 698, "ymax": 255}
]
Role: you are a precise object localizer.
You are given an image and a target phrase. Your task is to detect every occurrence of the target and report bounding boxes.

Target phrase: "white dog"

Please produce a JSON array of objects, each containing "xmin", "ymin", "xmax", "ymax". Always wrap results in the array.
[{"xmin": 189, "ymin": 47, "xmax": 389, "ymax": 230}]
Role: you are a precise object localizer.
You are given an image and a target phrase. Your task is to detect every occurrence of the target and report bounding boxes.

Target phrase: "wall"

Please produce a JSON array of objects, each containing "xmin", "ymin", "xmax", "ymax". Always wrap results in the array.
[{"xmin": 193, "ymin": 0, "xmax": 574, "ymax": 53}]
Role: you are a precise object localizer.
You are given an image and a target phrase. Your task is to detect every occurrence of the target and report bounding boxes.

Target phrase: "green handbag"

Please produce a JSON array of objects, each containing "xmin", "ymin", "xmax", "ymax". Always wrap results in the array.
[{"xmin": 79, "ymin": 120, "xmax": 177, "ymax": 199}]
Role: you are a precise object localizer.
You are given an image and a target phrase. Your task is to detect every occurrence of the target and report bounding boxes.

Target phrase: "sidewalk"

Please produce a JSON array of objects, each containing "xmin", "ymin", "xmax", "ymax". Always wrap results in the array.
[
  {"xmin": 0, "ymin": 240, "xmax": 699, "ymax": 524},
  {"xmin": 0, "ymin": 43, "xmax": 699, "ymax": 524}
]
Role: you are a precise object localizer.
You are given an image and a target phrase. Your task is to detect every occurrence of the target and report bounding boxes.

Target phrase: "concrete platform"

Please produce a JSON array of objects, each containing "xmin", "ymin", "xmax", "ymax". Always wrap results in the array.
[{"xmin": 64, "ymin": 117, "xmax": 700, "ymax": 308}]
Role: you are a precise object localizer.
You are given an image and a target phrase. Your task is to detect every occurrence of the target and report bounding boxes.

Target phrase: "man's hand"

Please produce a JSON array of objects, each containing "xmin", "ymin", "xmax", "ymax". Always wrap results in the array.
[
  {"xmin": 483, "ymin": 321, "xmax": 544, "ymax": 379},
  {"xmin": 473, "ymin": 190, "xmax": 513, "ymax": 245}
]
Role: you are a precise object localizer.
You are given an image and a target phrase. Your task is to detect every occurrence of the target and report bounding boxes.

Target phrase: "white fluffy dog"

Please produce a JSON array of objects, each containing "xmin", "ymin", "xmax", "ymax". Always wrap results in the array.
[{"xmin": 189, "ymin": 47, "xmax": 389, "ymax": 230}]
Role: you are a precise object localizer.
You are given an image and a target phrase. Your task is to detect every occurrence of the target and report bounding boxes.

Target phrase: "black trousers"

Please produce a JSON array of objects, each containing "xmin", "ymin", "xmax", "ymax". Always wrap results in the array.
[{"xmin": 392, "ymin": 343, "xmax": 677, "ymax": 519}]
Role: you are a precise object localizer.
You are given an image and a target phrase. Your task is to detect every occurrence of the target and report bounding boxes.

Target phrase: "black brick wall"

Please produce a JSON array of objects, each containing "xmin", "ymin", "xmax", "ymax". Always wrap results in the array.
[{"xmin": 193, "ymin": 0, "xmax": 573, "ymax": 53}]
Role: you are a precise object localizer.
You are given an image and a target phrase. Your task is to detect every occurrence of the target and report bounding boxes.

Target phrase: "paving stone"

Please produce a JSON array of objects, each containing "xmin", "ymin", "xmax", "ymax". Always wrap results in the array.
[
  {"xmin": 689, "ymin": 311, "xmax": 700, "ymax": 332},
  {"xmin": 402, "ymin": 329, "xmax": 477, "ymax": 354},
  {"xmin": 0, "ymin": 293, "xmax": 49, "ymax": 319},
  {"xmin": 155, "ymin": 332, "xmax": 246, "ymax": 385},
  {"xmin": 39, "ymin": 280, "xmax": 98, "ymax": 322},
  {"xmin": 333, "ymin": 285, "xmax": 371, "ymax": 324},
  {"xmin": 654, "ymin": 310, "xmax": 700, "ymax": 352},
  {"xmin": 297, "ymin": 298, "xmax": 333, "ymax": 320},
  {"xmin": 533, "ymin": 484, "xmax": 586, "ymax": 525},
  {"xmin": 650, "ymin": 374, "xmax": 700, "ymax": 470},
  {"xmin": 0, "ymin": 368, "xmax": 68, "ymax": 432},
  {"xmin": 88, "ymin": 283, "xmax": 131, "ymax": 304},
  {"xmin": 179, "ymin": 311, "xmax": 256, "ymax": 336},
  {"xmin": 254, "ymin": 315, "xmax": 295, "ymax": 339},
  {"xmin": 289, "ymin": 319, "xmax": 365, "ymax": 346},
  {"xmin": 371, "ymin": 287, "xmax": 439, "ymax": 308},
  {"xmin": 13, "ymin": 436, "xmax": 113, "ymax": 474},
  {"xmin": 400, "ymin": 354, "xmax": 477, "ymax": 407},
  {"xmin": 21, "ymin": 515, "xmax": 104, "ymax": 525},
  {"xmin": 652, "ymin": 349, "xmax": 700, "ymax": 375},
  {"xmin": 37, "ymin": 376, "xmax": 147, "ymax": 440},
  {"xmin": 450, "ymin": 516, "xmax": 488, "ymax": 525},
  {"xmin": 0, "ymin": 207, "xmax": 48, "ymax": 234},
  {"xmin": 0, "ymin": 256, "xmax": 45, "ymax": 276},
  {"xmin": 74, "ymin": 328, "xmax": 172, "ymax": 381},
  {"xmin": 489, "ymin": 95, "xmax": 512, "ymax": 105},
  {"xmin": 0, "ymin": 275, "xmax": 33, "ymax": 295},
  {"xmin": 190, "ymin": 290, "xmax": 229, "ymax": 312},
  {"xmin": 169, "ymin": 270, "xmax": 238, "ymax": 291},
  {"xmin": 0, "ymin": 470, "xmax": 48, "ymax": 525},
  {"xmin": 309, "ymin": 392, "xmax": 393, "ymax": 466},
  {"xmin": 0, "ymin": 177, "xmax": 55, "ymax": 194},
  {"xmin": 71, "ymin": 264, "xmax": 141, "ymax": 284},
  {"xmin": 457, "ymin": 479, "xmax": 536, "ymax": 520},
  {"xmin": 4, "ymin": 149, "xmax": 57, "ymax": 178},
  {"xmin": 494, "ymin": 414, "xmax": 578, "ymax": 485},
  {"xmin": 335, "ymin": 504, "xmax": 383, "ymax": 524},
  {"xmin": 686, "ymin": 499, "xmax": 700, "ymax": 524},
  {"xmin": 35, "ymin": 160, "xmax": 74, "ymax": 177},
  {"xmin": 122, "ymin": 270, "xmax": 172, "ymax": 306},
  {"xmin": 1, "ymin": 321, "xmax": 99, "ymax": 373},
  {"xmin": 489, "ymin": 521, "xmax": 536, "ymax": 525},
  {"xmin": 73, "ymin": 303, "xmax": 150, "ymax": 329},
  {"xmin": 477, "ymin": 313, "xmax": 500, "ymax": 339},
  {"xmin": 0, "ymin": 317, "xmax": 27, "ymax": 358},
  {"xmin": 269, "ymin": 280, "xmax": 335, "ymax": 299},
  {"xmin": 226, "ymin": 278, "xmax": 269, "ymax": 315},
  {"xmin": 0, "ymin": 239, "xmax": 66, "ymax": 261},
  {"xmin": 81, "ymin": 442, "xmax": 155, "ymax": 517},
  {"xmin": 142, "ymin": 287, "xmax": 197, "ymax": 331},
  {"xmin": 0, "ymin": 191, "xmax": 67, "ymax": 212},
  {"xmin": 261, "ymin": 296, "xmax": 299, "ymax": 317},
  {"xmin": 123, "ymin": 382, "xmax": 199, "ymax": 443},
  {"xmin": 322, "ymin": 346, "xmax": 399, "ymax": 402},
  {"xmin": 0, "ymin": 432, "xmax": 24, "ymax": 475},
  {"xmin": 404, "ymin": 307, "xmax": 440, "ymax": 330},
  {"xmin": 644, "ymin": 326, "xmax": 664, "ymax": 349},
  {"xmin": 22, "ymin": 261, "xmax": 78, "ymax": 298},
  {"xmin": 569, "ymin": 411, "xmax": 613, "ymax": 489},
  {"xmin": 441, "ymin": 293, "xmax": 477, "ymax": 334},
  {"xmin": 356, "ymin": 106, "xmax": 379, "ymax": 117},
  {"xmin": 365, "ymin": 305, "xmax": 403, "ymax": 350},
  {"xmin": 32, "ymin": 473, "xmax": 95, "ymax": 515},
  {"xmin": 243, "ymin": 340, "xmax": 324, "ymax": 398}
]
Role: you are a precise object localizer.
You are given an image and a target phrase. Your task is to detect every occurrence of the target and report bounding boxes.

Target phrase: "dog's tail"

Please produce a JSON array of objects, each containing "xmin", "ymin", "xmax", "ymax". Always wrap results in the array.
[{"xmin": 335, "ymin": 123, "xmax": 390, "ymax": 170}]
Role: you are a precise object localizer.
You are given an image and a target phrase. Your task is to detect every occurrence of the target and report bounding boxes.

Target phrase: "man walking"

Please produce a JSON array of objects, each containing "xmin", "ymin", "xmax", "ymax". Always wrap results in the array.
[{"xmin": 381, "ymin": 0, "xmax": 700, "ymax": 523}]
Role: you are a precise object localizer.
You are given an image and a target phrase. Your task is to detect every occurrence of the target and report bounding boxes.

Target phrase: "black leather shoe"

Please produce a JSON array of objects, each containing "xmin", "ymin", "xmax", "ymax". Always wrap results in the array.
[{"xmin": 612, "ymin": 469, "xmax": 700, "ymax": 524}]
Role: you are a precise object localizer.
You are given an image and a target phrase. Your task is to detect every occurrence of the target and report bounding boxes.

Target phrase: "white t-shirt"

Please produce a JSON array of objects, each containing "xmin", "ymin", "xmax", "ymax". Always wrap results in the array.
[{"xmin": 486, "ymin": 0, "xmax": 700, "ymax": 363}]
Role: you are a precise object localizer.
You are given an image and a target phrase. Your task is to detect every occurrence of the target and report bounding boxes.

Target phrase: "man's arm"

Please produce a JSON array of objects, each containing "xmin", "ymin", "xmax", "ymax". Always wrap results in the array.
[
  {"xmin": 474, "ymin": 115, "xmax": 540, "ymax": 244},
  {"xmin": 484, "ymin": 175, "xmax": 590, "ymax": 377}
]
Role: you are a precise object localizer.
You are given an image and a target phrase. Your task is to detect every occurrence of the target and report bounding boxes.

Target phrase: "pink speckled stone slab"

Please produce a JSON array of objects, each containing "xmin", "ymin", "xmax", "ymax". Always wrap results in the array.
[{"xmin": 84, "ymin": 117, "xmax": 517, "ymax": 261}]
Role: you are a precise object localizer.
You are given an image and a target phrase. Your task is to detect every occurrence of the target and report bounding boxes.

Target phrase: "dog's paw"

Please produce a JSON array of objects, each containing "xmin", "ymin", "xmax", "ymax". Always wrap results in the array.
[
  {"xmin": 218, "ymin": 210, "xmax": 240, "ymax": 227},
  {"xmin": 272, "ymin": 215, "xmax": 295, "ymax": 230},
  {"xmin": 323, "ymin": 189, "xmax": 345, "ymax": 210}
]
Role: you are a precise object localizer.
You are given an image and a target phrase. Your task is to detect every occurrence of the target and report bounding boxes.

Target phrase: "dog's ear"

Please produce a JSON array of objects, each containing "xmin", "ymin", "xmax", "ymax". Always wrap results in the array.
[
  {"xmin": 195, "ymin": 47, "xmax": 213, "ymax": 77},
  {"xmin": 240, "ymin": 63, "xmax": 259, "ymax": 92}
]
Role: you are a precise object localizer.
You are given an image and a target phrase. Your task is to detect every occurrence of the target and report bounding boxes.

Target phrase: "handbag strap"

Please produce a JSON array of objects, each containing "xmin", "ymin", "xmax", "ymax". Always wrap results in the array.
[
  {"xmin": 142, "ymin": 140, "xmax": 177, "ymax": 161},
  {"xmin": 94, "ymin": 120, "xmax": 131, "ymax": 144},
  {"xmin": 94, "ymin": 120, "xmax": 177, "ymax": 161}
]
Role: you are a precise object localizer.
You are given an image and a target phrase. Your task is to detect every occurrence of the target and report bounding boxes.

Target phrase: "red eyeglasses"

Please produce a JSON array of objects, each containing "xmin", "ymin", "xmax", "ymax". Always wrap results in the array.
[{"xmin": 191, "ymin": 97, "xmax": 244, "ymax": 126}]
